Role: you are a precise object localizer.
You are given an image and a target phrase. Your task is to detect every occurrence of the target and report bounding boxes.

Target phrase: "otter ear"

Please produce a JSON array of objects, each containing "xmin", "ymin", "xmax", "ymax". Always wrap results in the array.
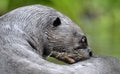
[{"xmin": 53, "ymin": 17, "xmax": 61, "ymax": 27}]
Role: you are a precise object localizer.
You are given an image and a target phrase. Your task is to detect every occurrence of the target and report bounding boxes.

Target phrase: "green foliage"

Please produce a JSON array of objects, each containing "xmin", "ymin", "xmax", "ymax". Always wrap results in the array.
[
  {"xmin": 0, "ymin": 0, "xmax": 8, "ymax": 15},
  {"xmin": 7, "ymin": 0, "xmax": 53, "ymax": 11},
  {"xmin": 46, "ymin": 57, "xmax": 67, "ymax": 65},
  {"xmin": 0, "ymin": 0, "xmax": 120, "ymax": 62}
]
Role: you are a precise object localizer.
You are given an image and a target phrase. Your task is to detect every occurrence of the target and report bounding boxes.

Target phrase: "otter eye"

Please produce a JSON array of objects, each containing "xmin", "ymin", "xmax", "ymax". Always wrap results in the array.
[
  {"xmin": 53, "ymin": 17, "xmax": 61, "ymax": 27},
  {"xmin": 80, "ymin": 36, "xmax": 88, "ymax": 48},
  {"xmin": 81, "ymin": 36, "xmax": 87, "ymax": 43},
  {"xmin": 81, "ymin": 37, "xmax": 86, "ymax": 43}
]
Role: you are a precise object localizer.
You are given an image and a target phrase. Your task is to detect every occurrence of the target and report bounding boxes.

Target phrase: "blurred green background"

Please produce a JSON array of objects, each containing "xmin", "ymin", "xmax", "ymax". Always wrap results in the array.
[{"xmin": 0, "ymin": 0, "xmax": 120, "ymax": 59}]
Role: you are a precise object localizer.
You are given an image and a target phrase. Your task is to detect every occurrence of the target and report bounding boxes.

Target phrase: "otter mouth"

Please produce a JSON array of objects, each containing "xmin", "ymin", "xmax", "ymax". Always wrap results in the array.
[{"xmin": 49, "ymin": 50, "xmax": 90, "ymax": 64}]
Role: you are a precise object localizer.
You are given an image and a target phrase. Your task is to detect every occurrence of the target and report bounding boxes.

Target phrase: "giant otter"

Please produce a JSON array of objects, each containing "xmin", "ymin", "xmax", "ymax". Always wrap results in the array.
[
  {"xmin": 0, "ymin": 5, "xmax": 92, "ymax": 63},
  {"xmin": 0, "ymin": 5, "xmax": 120, "ymax": 74},
  {"xmin": 0, "ymin": 5, "xmax": 93, "ymax": 74}
]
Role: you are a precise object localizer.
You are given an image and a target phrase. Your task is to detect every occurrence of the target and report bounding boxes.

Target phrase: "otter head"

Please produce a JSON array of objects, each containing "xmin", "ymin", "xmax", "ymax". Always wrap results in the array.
[{"xmin": 42, "ymin": 14, "xmax": 92, "ymax": 64}]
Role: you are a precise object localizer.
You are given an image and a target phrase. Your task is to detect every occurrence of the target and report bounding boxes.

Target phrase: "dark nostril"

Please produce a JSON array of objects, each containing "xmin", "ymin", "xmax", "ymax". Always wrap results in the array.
[{"xmin": 89, "ymin": 51, "xmax": 93, "ymax": 57}]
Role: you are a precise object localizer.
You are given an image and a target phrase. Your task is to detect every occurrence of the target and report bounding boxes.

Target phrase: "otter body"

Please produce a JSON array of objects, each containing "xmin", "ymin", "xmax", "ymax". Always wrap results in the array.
[{"xmin": 0, "ymin": 5, "xmax": 92, "ymax": 74}]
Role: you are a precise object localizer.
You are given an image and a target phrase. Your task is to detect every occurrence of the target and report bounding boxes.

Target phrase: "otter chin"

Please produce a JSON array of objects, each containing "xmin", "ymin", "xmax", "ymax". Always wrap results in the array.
[{"xmin": 49, "ymin": 48, "xmax": 92, "ymax": 64}]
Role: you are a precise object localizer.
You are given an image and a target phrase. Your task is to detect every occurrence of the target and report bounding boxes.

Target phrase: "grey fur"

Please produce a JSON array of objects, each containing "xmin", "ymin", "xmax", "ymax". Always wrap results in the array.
[{"xmin": 0, "ymin": 5, "xmax": 120, "ymax": 74}]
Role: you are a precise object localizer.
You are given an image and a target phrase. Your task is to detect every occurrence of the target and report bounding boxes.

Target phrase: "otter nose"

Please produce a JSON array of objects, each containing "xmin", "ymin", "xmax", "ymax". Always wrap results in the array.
[{"xmin": 87, "ymin": 48, "xmax": 93, "ymax": 57}]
